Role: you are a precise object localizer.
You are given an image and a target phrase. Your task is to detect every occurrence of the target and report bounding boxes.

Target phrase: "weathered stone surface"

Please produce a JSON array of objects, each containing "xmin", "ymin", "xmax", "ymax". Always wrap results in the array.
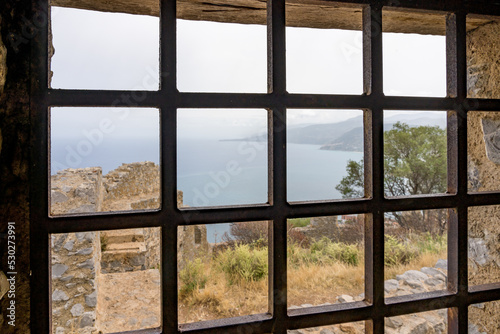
[
  {"xmin": 481, "ymin": 118, "xmax": 500, "ymax": 164},
  {"xmin": 53, "ymin": 290, "xmax": 70, "ymax": 302},
  {"xmin": 50, "ymin": 0, "xmax": 492, "ymax": 35},
  {"xmin": 52, "ymin": 264, "xmax": 69, "ymax": 278},
  {"xmin": 435, "ymin": 259, "xmax": 447, "ymax": 270},
  {"xmin": 384, "ymin": 279, "xmax": 399, "ymax": 293},
  {"xmin": 469, "ymin": 237, "xmax": 491, "ymax": 266},
  {"xmin": 386, "ymin": 316, "xmax": 404, "ymax": 329},
  {"xmin": 420, "ymin": 267, "xmax": 442, "ymax": 277},
  {"xmin": 85, "ymin": 291, "xmax": 97, "ymax": 308},
  {"xmin": 70, "ymin": 304, "xmax": 85, "ymax": 317},
  {"xmin": 337, "ymin": 295, "xmax": 354, "ymax": 303},
  {"xmin": 52, "ymin": 190, "xmax": 69, "ymax": 204},
  {"xmin": 69, "ymin": 204, "xmax": 97, "ymax": 214},
  {"xmin": 396, "ymin": 270, "xmax": 429, "ymax": 282}
]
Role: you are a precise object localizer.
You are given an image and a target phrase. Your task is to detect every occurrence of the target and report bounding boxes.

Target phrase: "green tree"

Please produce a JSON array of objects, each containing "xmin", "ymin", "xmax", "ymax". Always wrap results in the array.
[{"xmin": 336, "ymin": 122, "xmax": 447, "ymax": 234}]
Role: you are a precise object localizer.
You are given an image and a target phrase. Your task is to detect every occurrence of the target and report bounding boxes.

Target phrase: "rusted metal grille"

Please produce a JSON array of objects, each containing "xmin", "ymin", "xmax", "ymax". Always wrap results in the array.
[{"xmin": 30, "ymin": 0, "xmax": 500, "ymax": 333}]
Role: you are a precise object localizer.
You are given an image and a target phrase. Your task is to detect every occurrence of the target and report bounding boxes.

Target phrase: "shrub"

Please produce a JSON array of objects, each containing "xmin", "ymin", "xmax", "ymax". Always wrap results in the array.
[
  {"xmin": 179, "ymin": 259, "xmax": 207, "ymax": 297},
  {"xmin": 384, "ymin": 235, "xmax": 418, "ymax": 267},
  {"xmin": 310, "ymin": 237, "xmax": 360, "ymax": 266},
  {"xmin": 216, "ymin": 243, "xmax": 268, "ymax": 284},
  {"xmin": 288, "ymin": 218, "xmax": 311, "ymax": 228},
  {"xmin": 411, "ymin": 232, "xmax": 447, "ymax": 255},
  {"xmin": 288, "ymin": 237, "xmax": 361, "ymax": 267}
]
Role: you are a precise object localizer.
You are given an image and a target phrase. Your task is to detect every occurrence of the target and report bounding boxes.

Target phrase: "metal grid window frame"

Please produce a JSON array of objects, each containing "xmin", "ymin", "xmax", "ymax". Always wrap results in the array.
[{"xmin": 29, "ymin": 0, "xmax": 500, "ymax": 333}]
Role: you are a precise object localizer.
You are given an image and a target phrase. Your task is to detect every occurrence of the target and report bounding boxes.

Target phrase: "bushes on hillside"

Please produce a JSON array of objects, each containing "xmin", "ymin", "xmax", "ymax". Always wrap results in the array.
[
  {"xmin": 179, "ymin": 259, "xmax": 208, "ymax": 297},
  {"xmin": 216, "ymin": 243, "xmax": 268, "ymax": 284}
]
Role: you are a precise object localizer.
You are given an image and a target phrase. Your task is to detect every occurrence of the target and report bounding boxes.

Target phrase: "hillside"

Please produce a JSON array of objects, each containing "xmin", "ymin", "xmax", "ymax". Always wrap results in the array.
[{"xmin": 230, "ymin": 113, "xmax": 447, "ymax": 152}]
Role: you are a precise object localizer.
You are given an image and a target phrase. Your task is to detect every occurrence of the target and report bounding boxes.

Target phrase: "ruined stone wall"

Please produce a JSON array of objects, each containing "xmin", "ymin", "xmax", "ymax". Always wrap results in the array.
[
  {"xmin": 466, "ymin": 20, "xmax": 500, "ymax": 330},
  {"xmin": 51, "ymin": 232, "xmax": 101, "ymax": 334},
  {"xmin": 0, "ymin": 1, "xmax": 31, "ymax": 332},
  {"xmin": 51, "ymin": 167, "xmax": 103, "ymax": 215},
  {"xmin": 102, "ymin": 161, "xmax": 160, "ymax": 209}
]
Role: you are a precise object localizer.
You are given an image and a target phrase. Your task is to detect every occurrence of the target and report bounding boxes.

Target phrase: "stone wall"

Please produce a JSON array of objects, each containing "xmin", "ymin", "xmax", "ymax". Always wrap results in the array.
[
  {"xmin": 102, "ymin": 161, "xmax": 160, "ymax": 210},
  {"xmin": 51, "ymin": 168, "xmax": 103, "ymax": 215},
  {"xmin": 466, "ymin": 20, "xmax": 500, "ymax": 330},
  {"xmin": 51, "ymin": 232, "xmax": 101, "ymax": 334},
  {"xmin": 48, "ymin": 163, "xmax": 211, "ymax": 332}
]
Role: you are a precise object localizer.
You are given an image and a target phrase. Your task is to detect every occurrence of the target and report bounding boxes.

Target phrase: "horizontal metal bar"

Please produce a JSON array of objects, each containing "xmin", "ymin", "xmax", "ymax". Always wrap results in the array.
[
  {"xmin": 45, "ymin": 210, "xmax": 162, "ymax": 233},
  {"xmin": 48, "ymin": 89, "xmax": 164, "ymax": 108},
  {"xmin": 45, "ymin": 191, "xmax": 500, "ymax": 234},
  {"xmin": 384, "ymin": 290, "xmax": 459, "ymax": 317},
  {"xmin": 468, "ymin": 283, "xmax": 500, "ymax": 305},
  {"xmin": 467, "ymin": 98, "xmax": 500, "ymax": 111},
  {"xmin": 467, "ymin": 192, "xmax": 500, "ymax": 206},
  {"xmin": 287, "ymin": 301, "xmax": 372, "ymax": 329},
  {"xmin": 48, "ymin": 89, "xmax": 484, "ymax": 112}
]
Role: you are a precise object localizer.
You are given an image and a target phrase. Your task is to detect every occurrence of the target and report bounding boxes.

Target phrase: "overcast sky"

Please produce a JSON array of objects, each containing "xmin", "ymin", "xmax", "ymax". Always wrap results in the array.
[{"xmin": 50, "ymin": 6, "xmax": 446, "ymax": 153}]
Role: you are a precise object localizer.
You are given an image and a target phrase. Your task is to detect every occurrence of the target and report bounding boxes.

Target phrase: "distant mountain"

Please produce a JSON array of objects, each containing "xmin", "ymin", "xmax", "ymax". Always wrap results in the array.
[
  {"xmin": 230, "ymin": 113, "xmax": 447, "ymax": 152},
  {"xmin": 320, "ymin": 126, "xmax": 364, "ymax": 152},
  {"xmin": 319, "ymin": 117, "xmax": 446, "ymax": 152},
  {"xmin": 287, "ymin": 116, "xmax": 364, "ymax": 145}
]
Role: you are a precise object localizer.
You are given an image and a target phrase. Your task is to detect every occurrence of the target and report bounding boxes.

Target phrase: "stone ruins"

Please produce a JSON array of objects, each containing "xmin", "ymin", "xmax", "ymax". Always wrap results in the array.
[{"xmin": 50, "ymin": 162, "xmax": 210, "ymax": 333}]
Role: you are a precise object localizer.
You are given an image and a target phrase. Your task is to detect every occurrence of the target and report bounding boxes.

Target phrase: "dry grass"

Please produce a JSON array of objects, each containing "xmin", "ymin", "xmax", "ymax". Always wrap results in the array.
[
  {"xmin": 385, "ymin": 251, "xmax": 446, "ymax": 280},
  {"xmin": 178, "ymin": 246, "xmax": 447, "ymax": 324},
  {"xmin": 287, "ymin": 262, "xmax": 364, "ymax": 306},
  {"xmin": 179, "ymin": 264, "xmax": 268, "ymax": 324}
]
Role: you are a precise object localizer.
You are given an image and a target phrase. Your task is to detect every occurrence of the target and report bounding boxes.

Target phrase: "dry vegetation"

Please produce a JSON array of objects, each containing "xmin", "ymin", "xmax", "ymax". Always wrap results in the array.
[{"xmin": 178, "ymin": 231, "xmax": 447, "ymax": 324}]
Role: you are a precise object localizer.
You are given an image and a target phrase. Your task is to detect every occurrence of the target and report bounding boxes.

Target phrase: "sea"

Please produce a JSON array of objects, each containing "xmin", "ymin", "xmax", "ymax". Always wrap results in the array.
[{"xmin": 51, "ymin": 138, "xmax": 362, "ymax": 242}]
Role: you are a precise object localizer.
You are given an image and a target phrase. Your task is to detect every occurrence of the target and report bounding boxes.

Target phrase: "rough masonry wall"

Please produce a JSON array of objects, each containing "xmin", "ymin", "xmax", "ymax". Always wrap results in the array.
[
  {"xmin": 0, "ymin": 1, "xmax": 31, "ymax": 333},
  {"xmin": 102, "ymin": 162, "xmax": 159, "ymax": 210},
  {"xmin": 466, "ymin": 20, "xmax": 500, "ymax": 329},
  {"xmin": 51, "ymin": 232, "xmax": 101, "ymax": 334},
  {"xmin": 51, "ymin": 168, "xmax": 103, "ymax": 215}
]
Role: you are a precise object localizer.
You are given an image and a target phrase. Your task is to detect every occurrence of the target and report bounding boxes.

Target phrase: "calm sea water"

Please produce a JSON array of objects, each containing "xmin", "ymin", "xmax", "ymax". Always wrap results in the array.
[{"xmin": 51, "ymin": 138, "xmax": 362, "ymax": 242}]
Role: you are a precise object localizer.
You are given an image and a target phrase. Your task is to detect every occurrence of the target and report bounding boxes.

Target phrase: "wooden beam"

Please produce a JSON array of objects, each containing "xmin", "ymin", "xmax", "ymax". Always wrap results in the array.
[{"xmin": 50, "ymin": 0, "xmax": 493, "ymax": 35}]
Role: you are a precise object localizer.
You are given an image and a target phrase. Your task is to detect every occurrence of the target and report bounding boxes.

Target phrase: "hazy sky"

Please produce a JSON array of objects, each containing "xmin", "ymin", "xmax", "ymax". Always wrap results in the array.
[{"xmin": 50, "ymin": 7, "xmax": 447, "ymax": 170}]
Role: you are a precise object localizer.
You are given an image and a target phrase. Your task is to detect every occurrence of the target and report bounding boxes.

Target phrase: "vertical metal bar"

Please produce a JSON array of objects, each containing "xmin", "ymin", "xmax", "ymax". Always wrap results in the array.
[
  {"xmin": 268, "ymin": 0, "xmax": 287, "ymax": 331},
  {"xmin": 446, "ymin": 9, "xmax": 469, "ymax": 334},
  {"xmin": 160, "ymin": 0, "xmax": 178, "ymax": 332},
  {"xmin": 270, "ymin": 107, "xmax": 288, "ymax": 333},
  {"xmin": 364, "ymin": 4, "xmax": 385, "ymax": 334},
  {"xmin": 268, "ymin": 0, "xmax": 286, "ymax": 95},
  {"xmin": 31, "ymin": 0, "xmax": 51, "ymax": 333}
]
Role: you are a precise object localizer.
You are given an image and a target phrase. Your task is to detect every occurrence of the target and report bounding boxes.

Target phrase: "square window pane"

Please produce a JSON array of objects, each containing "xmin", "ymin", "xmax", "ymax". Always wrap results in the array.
[
  {"xmin": 177, "ymin": 109, "xmax": 268, "ymax": 207},
  {"xmin": 469, "ymin": 205, "xmax": 500, "ymax": 286},
  {"xmin": 385, "ymin": 309, "xmax": 448, "ymax": 333},
  {"xmin": 468, "ymin": 111, "xmax": 500, "ymax": 193},
  {"xmin": 51, "ymin": 228, "xmax": 161, "ymax": 333},
  {"xmin": 287, "ymin": 109, "xmax": 364, "ymax": 202},
  {"xmin": 50, "ymin": 6, "xmax": 159, "ymax": 90},
  {"xmin": 178, "ymin": 221, "xmax": 269, "ymax": 324},
  {"xmin": 384, "ymin": 210, "xmax": 448, "ymax": 298},
  {"xmin": 287, "ymin": 215, "xmax": 365, "ymax": 309},
  {"xmin": 383, "ymin": 111, "xmax": 447, "ymax": 197},
  {"xmin": 382, "ymin": 9, "xmax": 446, "ymax": 97},
  {"xmin": 467, "ymin": 15, "xmax": 500, "ymax": 99},
  {"xmin": 288, "ymin": 321, "xmax": 365, "ymax": 333},
  {"xmin": 50, "ymin": 108, "xmax": 160, "ymax": 216},
  {"xmin": 286, "ymin": 2, "xmax": 363, "ymax": 94},
  {"xmin": 469, "ymin": 300, "xmax": 500, "ymax": 333},
  {"xmin": 177, "ymin": 2, "xmax": 266, "ymax": 93}
]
